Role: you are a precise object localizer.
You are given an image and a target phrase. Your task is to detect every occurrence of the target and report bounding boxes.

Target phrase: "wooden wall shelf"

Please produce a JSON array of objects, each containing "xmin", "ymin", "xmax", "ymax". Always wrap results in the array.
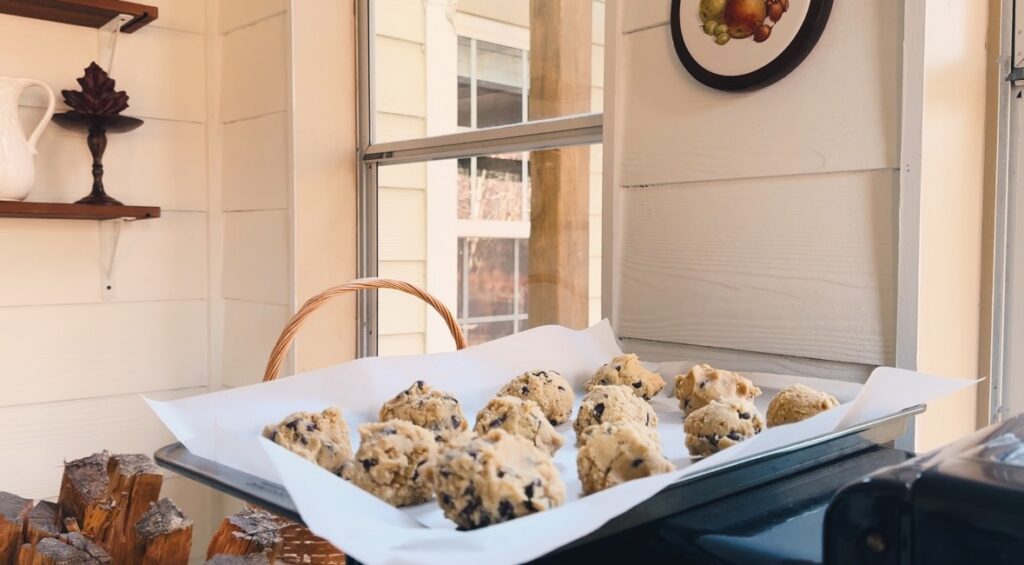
[
  {"xmin": 0, "ymin": 0, "xmax": 158, "ymax": 33},
  {"xmin": 0, "ymin": 201, "xmax": 160, "ymax": 221}
]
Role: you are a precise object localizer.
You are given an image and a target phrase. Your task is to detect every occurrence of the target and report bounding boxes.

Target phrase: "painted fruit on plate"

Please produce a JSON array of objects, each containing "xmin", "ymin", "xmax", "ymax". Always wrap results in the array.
[
  {"xmin": 699, "ymin": 0, "xmax": 785, "ymax": 46},
  {"xmin": 724, "ymin": 0, "xmax": 766, "ymax": 38}
]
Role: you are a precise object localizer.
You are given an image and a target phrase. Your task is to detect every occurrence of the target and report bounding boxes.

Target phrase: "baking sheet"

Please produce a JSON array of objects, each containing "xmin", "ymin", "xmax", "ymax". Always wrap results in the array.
[{"xmin": 146, "ymin": 321, "xmax": 976, "ymax": 565}]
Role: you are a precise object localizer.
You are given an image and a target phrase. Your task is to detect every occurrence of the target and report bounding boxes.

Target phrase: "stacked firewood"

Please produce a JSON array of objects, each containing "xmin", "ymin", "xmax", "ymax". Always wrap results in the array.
[
  {"xmin": 0, "ymin": 452, "xmax": 192, "ymax": 565},
  {"xmin": 205, "ymin": 507, "xmax": 344, "ymax": 564}
]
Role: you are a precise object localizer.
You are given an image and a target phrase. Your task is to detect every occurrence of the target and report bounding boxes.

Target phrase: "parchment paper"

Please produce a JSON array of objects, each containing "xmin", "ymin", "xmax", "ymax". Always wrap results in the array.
[{"xmin": 146, "ymin": 321, "xmax": 977, "ymax": 565}]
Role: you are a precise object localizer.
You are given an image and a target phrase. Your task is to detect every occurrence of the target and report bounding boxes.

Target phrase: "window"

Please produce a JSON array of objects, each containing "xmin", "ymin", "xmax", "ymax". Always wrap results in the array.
[{"xmin": 363, "ymin": 0, "xmax": 604, "ymax": 356}]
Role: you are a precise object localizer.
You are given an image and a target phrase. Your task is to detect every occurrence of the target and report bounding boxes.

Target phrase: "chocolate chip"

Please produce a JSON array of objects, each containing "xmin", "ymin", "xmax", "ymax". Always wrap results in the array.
[
  {"xmin": 498, "ymin": 500, "xmax": 515, "ymax": 519},
  {"xmin": 524, "ymin": 500, "xmax": 538, "ymax": 512},
  {"xmin": 557, "ymin": 385, "xmax": 565, "ymax": 391},
  {"xmin": 361, "ymin": 458, "xmax": 378, "ymax": 471},
  {"xmin": 683, "ymin": 399, "xmax": 691, "ymax": 410},
  {"xmin": 707, "ymin": 434, "xmax": 720, "ymax": 447},
  {"xmin": 476, "ymin": 514, "xmax": 491, "ymax": 528},
  {"xmin": 524, "ymin": 482, "xmax": 535, "ymax": 499},
  {"xmin": 738, "ymin": 412, "xmax": 751, "ymax": 420},
  {"xmin": 415, "ymin": 380, "xmax": 425, "ymax": 388},
  {"xmin": 631, "ymin": 458, "xmax": 644, "ymax": 468},
  {"xmin": 439, "ymin": 468, "xmax": 452, "ymax": 478},
  {"xmin": 467, "ymin": 450, "xmax": 479, "ymax": 459},
  {"xmin": 306, "ymin": 422, "xmax": 317, "ymax": 432},
  {"xmin": 298, "ymin": 436, "xmax": 308, "ymax": 446},
  {"xmin": 488, "ymin": 416, "xmax": 505, "ymax": 429},
  {"xmin": 727, "ymin": 431, "xmax": 743, "ymax": 441},
  {"xmin": 441, "ymin": 493, "xmax": 453, "ymax": 507},
  {"xmin": 382, "ymin": 427, "xmax": 397, "ymax": 435},
  {"xmin": 600, "ymin": 379, "xmax": 609, "ymax": 385},
  {"xmin": 594, "ymin": 402, "xmax": 605, "ymax": 420},
  {"xmin": 497, "ymin": 468, "xmax": 506, "ymax": 478},
  {"xmin": 699, "ymin": 380, "xmax": 707, "ymax": 389},
  {"xmin": 521, "ymin": 385, "xmax": 530, "ymax": 395},
  {"xmin": 284, "ymin": 419, "xmax": 300, "ymax": 432},
  {"xmin": 632, "ymin": 381, "xmax": 642, "ymax": 388},
  {"xmin": 451, "ymin": 415, "xmax": 461, "ymax": 428}
]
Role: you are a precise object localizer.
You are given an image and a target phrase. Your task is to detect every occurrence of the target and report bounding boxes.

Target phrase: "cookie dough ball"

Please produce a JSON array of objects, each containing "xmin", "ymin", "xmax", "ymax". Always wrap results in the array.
[
  {"xmin": 474, "ymin": 396, "xmax": 564, "ymax": 455},
  {"xmin": 379, "ymin": 381, "xmax": 468, "ymax": 440},
  {"xmin": 497, "ymin": 370, "xmax": 574, "ymax": 425},
  {"xmin": 344, "ymin": 420, "xmax": 438, "ymax": 507},
  {"xmin": 674, "ymin": 363, "xmax": 762, "ymax": 414},
  {"xmin": 427, "ymin": 429, "xmax": 565, "ymax": 530},
  {"xmin": 684, "ymin": 399, "xmax": 765, "ymax": 457},
  {"xmin": 577, "ymin": 421, "xmax": 675, "ymax": 494},
  {"xmin": 263, "ymin": 406, "xmax": 352, "ymax": 474},
  {"xmin": 766, "ymin": 384, "xmax": 840, "ymax": 427},
  {"xmin": 586, "ymin": 354, "xmax": 666, "ymax": 401},
  {"xmin": 573, "ymin": 385, "xmax": 658, "ymax": 444}
]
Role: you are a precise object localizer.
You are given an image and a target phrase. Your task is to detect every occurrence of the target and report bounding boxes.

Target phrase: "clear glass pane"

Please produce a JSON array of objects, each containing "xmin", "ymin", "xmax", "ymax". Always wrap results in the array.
[
  {"xmin": 372, "ymin": 0, "xmax": 605, "ymax": 143},
  {"xmin": 378, "ymin": 145, "xmax": 602, "ymax": 355}
]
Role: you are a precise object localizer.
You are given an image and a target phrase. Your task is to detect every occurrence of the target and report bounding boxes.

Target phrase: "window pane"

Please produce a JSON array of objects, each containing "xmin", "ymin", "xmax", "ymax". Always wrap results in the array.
[
  {"xmin": 458, "ymin": 154, "xmax": 526, "ymax": 221},
  {"xmin": 378, "ymin": 145, "xmax": 602, "ymax": 355},
  {"xmin": 372, "ymin": 0, "xmax": 605, "ymax": 143}
]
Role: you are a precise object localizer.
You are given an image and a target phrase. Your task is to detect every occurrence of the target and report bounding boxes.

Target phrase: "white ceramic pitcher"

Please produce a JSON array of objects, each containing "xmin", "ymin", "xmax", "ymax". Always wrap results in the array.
[{"xmin": 0, "ymin": 77, "xmax": 56, "ymax": 201}]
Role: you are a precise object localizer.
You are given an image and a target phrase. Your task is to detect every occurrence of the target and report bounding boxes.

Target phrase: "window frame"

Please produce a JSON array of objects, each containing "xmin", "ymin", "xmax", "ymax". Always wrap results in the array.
[{"xmin": 356, "ymin": 0, "xmax": 604, "ymax": 357}]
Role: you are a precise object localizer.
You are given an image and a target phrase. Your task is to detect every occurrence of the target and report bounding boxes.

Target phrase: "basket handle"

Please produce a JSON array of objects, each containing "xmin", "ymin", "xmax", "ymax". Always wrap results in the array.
[{"xmin": 263, "ymin": 277, "xmax": 468, "ymax": 382}]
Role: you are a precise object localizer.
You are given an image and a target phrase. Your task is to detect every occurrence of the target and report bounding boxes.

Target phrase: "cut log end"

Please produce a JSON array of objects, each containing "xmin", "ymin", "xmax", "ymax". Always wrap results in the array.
[
  {"xmin": 205, "ymin": 555, "xmax": 272, "ymax": 565},
  {"xmin": 25, "ymin": 502, "xmax": 61, "ymax": 545},
  {"xmin": 16, "ymin": 536, "xmax": 108, "ymax": 565},
  {"xmin": 0, "ymin": 492, "xmax": 32, "ymax": 563},
  {"xmin": 206, "ymin": 508, "xmax": 283, "ymax": 560},
  {"xmin": 135, "ymin": 498, "xmax": 192, "ymax": 565}
]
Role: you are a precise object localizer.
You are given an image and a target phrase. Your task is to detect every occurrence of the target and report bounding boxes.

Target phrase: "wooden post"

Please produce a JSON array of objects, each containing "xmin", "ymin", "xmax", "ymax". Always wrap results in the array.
[
  {"xmin": 134, "ymin": 499, "xmax": 192, "ymax": 565},
  {"xmin": 0, "ymin": 493, "xmax": 31, "ymax": 564},
  {"xmin": 527, "ymin": 0, "xmax": 592, "ymax": 329},
  {"xmin": 15, "ymin": 536, "xmax": 108, "ymax": 565}
]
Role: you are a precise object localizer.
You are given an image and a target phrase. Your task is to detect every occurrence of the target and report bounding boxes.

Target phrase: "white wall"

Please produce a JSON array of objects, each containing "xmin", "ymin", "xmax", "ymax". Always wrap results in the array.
[
  {"xmin": 0, "ymin": 1, "xmax": 218, "ymax": 561},
  {"xmin": 607, "ymin": 0, "xmax": 992, "ymax": 450},
  {"xmin": 609, "ymin": 0, "xmax": 899, "ymax": 381}
]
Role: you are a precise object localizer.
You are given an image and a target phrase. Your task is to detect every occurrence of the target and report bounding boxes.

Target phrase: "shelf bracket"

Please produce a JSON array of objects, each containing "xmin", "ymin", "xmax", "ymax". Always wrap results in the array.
[
  {"xmin": 98, "ymin": 14, "xmax": 133, "ymax": 74},
  {"xmin": 99, "ymin": 218, "xmax": 125, "ymax": 301}
]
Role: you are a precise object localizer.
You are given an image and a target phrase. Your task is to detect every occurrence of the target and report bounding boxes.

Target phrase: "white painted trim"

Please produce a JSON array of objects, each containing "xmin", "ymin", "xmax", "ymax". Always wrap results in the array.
[
  {"xmin": 454, "ymin": 12, "xmax": 530, "ymax": 51},
  {"xmin": 425, "ymin": 0, "xmax": 460, "ymax": 353},
  {"xmin": 602, "ymin": 0, "xmax": 622, "ymax": 326},
  {"xmin": 991, "ymin": 0, "xmax": 1015, "ymax": 423},
  {"xmin": 895, "ymin": 0, "xmax": 926, "ymax": 450}
]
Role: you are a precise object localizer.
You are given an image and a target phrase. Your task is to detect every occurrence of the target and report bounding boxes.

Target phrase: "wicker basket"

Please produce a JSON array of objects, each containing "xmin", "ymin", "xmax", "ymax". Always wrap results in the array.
[{"xmin": 259, "ymin": 277, "xmax": 467, "ymax": 563}]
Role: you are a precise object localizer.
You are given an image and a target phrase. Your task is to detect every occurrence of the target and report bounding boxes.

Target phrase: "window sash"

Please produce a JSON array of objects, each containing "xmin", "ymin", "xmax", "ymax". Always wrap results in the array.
[{"xmin": 356, "ymin": 0, "xmax": 603, "ymax": 357}]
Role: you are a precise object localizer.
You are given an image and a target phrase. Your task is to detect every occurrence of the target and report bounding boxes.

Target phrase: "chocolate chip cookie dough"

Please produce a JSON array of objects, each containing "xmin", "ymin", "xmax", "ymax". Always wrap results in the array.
[
  {"xmin": 573, "ymin": 385, "xmax": 658, "ymax": 444},
  {"xmin": 585, "ymin": 354, "xmax": 666, "ymax": 401},
  {"xmin": 379, "ymin": 381, "xmax": 468, "ymax": 440},
  {"xmin": 427, "ymin": 429, "xmax": 566, "ymax": 530},
  {"xmin": 766, "ymin": 383, "xmax": 840, "ymax": 427},
  {"xmin": 262, "ymin": 406, "xmax": 352, "ymax": 474},
  {"xmin": 674, "ymin": 363, "xmax": 762, "ymax": 414},
  {"xmin": 473, "ymin": 396, "xmax": 564, "ymax": 455},
  {"xmin": 576, "ymin": 421, "xmax": 675, "ymax": 494},
  {"xmin": 496, "ymin": 370, "xmax": 574, "ymax": 425},
  {"xmin": 344, "ymin": 420, "xmax": 438, "ymax": 507},
  {"xmin": 683, "ymin": 398, "xmax": 764, "ymax": 457}
]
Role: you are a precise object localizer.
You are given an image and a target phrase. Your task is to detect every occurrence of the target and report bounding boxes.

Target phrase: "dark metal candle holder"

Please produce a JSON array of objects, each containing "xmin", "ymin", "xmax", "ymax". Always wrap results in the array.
[
  {"xmin": 54, "ymin": 62, "xmax": 142, "ymax": 206},
  {"xmin": 52, "ymin": 112, "xmax": 142, "ymax": 206}
]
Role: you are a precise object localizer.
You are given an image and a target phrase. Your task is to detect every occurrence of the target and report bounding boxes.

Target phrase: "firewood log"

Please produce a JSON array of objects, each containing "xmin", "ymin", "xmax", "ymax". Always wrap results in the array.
[
  {"xmin": 100, "ymin": 455, "xmax": 163, "ymax": 564},
  {"xmin": 57, "ymin": 453, "xmax": 113, "ymax": 541},
  {"xmin": 134, "ymin": 498, "xmax": 192, "ymax": 565},
  {"xmin": 0, "ymin": 493, "xmax": 31, "ymax": 564},
  {"xmin": 206, "ymin": 508, "xmax": 283, "ymax": 560},
  {"xmin": 23, "ymin": 503, "xmax": 60, "ymax": 546},
  {"xmin": 15, "ymin": 536, "xmax": 108, "ymax": 565},
  {"xmin": 55, "ymin": 533, "xmax": 109, "ymax": 563},
  {"xmin": 206, "ymin": 555, "xmax": 271, "ymax": 565}
]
